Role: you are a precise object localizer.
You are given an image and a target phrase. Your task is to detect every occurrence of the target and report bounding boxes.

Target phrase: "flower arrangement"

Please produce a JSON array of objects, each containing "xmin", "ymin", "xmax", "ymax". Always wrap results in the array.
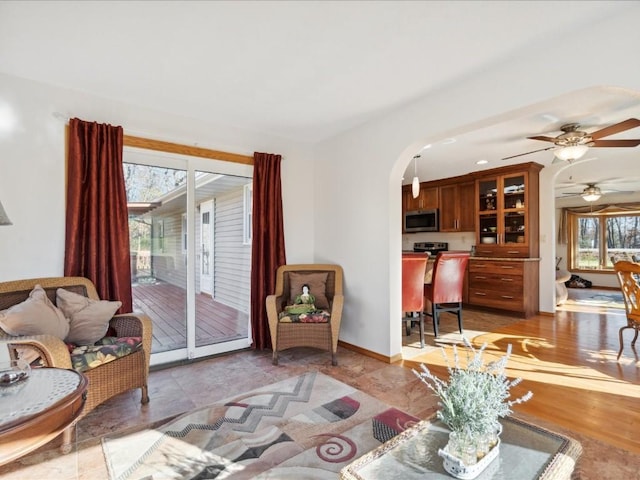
[{"xmin": 413, "ymin": 338, "xmax": 532, "ymax": 439}]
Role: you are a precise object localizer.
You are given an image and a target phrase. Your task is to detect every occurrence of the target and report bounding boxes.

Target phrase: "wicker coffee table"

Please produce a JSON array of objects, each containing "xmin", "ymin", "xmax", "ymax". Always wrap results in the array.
[{"xmin": 340, "ymin": 415, "xmax": 582, "ymax": 480}]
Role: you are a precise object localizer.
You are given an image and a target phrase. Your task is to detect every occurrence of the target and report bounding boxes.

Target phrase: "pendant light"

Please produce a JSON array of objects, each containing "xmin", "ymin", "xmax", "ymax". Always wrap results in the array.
[
  {"xmin": 0, "ymin": 200, "xmax": 12, "ymax": 226},
  {"xmin": 411, "ymin": 155, "xmax": 420, "ymax": 199}
]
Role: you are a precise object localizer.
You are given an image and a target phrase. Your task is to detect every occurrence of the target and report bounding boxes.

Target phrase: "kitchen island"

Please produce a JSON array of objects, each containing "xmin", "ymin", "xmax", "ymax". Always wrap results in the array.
[{"xmin": 467, "ymin": 256, "xmax": 540, "ymax": 318}]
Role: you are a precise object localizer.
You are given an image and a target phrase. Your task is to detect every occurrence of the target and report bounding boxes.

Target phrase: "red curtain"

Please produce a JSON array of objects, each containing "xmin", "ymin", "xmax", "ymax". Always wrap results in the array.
[
  {"xmin": 250, "ymin": 152, "xmax": 286, "ymax": 350},
  {"xmin": 64, "ymin": 118, "xmax": 132, "ymax": 312}
]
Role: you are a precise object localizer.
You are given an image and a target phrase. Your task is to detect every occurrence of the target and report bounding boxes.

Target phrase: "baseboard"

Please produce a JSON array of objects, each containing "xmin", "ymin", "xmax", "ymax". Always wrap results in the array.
[
  {"xmin": 539, "ymin": 310, "xmax": 554, "ymax": 317},
  {"xmin": 338, "ymin": 340, "xmax": 401, "ymax": 364}
]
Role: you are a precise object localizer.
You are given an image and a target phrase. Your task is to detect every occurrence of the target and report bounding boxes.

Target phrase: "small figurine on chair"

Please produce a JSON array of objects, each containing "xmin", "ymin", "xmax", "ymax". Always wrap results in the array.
[{"xmin": 285, "ymin": 284, "xmax": 316, "ymax": 315}]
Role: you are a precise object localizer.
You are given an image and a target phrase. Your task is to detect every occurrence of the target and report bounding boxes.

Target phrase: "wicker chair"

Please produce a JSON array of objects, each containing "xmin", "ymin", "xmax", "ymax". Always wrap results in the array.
[
  {"xmin": 0, "ymin": 277, "xmax": 152, "ymax": 452},
  {"xmin": 266, "ymin": 264, "xmax": 344, "ymax": 366},
  {"xmin": 613, "ymin": 260, "xmax": 640, "ymax": 360}
]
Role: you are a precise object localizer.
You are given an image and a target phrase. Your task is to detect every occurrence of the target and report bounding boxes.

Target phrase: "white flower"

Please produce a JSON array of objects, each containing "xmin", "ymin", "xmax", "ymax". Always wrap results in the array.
[{"xmin": 412, "ymin": 338, "xmax": 532, "ymax": 435}]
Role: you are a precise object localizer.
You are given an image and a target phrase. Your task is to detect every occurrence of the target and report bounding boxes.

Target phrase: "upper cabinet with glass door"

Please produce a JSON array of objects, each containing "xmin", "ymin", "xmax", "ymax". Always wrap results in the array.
[{"xmin": 475, "ymin": 162, "xmax": 542, "ymax": 258}]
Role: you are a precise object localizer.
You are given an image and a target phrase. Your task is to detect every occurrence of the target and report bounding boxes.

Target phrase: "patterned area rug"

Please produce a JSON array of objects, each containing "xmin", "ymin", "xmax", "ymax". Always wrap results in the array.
[
  {"xmin": 101, "ymin": 372, "xmax": 419, "ymax": 480},
  {"xmin": 561, "ymin": 292, "xmax": 625, "ymax": 310}
]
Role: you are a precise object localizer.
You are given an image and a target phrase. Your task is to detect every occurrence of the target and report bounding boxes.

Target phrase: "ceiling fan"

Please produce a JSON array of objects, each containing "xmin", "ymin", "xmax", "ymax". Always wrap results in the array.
[
  {"xmin": 502, "ymin": 118, "xmax": 640, "ymax": 161},
  {"xmin": 559, "ymin": 183, "xmax": 633, "ymax": 202}
]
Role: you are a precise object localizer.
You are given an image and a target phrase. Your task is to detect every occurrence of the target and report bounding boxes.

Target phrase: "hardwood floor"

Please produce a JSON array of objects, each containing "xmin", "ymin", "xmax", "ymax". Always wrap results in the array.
[{"xmin": 403, "ymin": 287, "xmax": 640, "ymax": 456}]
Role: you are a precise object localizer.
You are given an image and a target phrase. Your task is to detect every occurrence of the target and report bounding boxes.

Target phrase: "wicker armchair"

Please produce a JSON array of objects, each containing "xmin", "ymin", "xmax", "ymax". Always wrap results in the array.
[
  {"xmin": 0, "ymin": 277, "xmax": 152, "ymax": 452},
  {"xmin": 266, "ymin": 264, "xmax": 344, "ymax": 366}
]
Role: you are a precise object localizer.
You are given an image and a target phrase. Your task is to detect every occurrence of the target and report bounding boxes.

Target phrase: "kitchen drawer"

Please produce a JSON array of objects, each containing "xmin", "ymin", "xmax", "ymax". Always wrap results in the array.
[
  {"xmin": 468, "ymin": 288, "xmax": 524, "ymax": 311},
  {"xmin": 474, "ymin": 245, "xmax": 529, "ymax": 258},
  {"xmin": 468, "ymin": 272, "xmax": 523, "ymax": 293},
  {"xmin": 468, "ymin": 260, "xmax": 524, "ymax": 275}
]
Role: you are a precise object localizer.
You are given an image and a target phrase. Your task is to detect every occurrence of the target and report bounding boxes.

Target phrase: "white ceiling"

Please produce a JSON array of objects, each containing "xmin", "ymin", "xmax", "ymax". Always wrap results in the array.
[{"xmin": 1, "ymin": 1, "xmax": 639, "ymax": 200}]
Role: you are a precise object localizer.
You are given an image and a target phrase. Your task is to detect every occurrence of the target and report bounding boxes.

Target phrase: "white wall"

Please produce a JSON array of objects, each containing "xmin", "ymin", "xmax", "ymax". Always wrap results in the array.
[
  {"xmin": 0, "ymin": 73, "xmax": 315, "ymax": 281},
  {"xmin": 2, "ymin": 8, "xmax": 639, "ymax": 360},
  {"xmin": 314, "ymin": 8, "xmax": 640, "ymax": 357}
]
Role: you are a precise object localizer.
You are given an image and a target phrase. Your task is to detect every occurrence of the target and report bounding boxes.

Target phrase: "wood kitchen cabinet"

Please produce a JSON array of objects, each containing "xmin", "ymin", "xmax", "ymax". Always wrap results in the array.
[
  {"xmin": 402, "ymin": 184, "xmax": 438, "ymax": 212},
  {"xmin": 439, "ymin": 181, "xmax": 475, "ymax": 232},
  {"xmin": 474, "ymin": 162, "xmax": 542, "ymax": 258},
  {"xmin": 467, "ymin": 258, "xmax": 540, "ymax": 317}
]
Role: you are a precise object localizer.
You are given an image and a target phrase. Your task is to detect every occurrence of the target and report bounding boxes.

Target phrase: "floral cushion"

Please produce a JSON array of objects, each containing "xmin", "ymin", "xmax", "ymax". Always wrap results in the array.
[
  {"xmin": 69, "ymin": 336, "xmax": 142, "ymax": 372},
  {"xmin": 278, "ymin": 310, "xmax": 331, "ymax": 323}
]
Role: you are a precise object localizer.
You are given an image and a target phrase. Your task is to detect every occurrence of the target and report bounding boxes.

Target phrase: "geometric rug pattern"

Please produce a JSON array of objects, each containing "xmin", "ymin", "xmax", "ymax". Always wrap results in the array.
[{"xmin": 102, "ymin": 372, "xmax": 419, "ymax": 480}]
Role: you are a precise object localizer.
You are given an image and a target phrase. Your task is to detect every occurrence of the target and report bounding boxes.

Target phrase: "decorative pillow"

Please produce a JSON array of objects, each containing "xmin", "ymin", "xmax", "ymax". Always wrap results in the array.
[
  {"xmin": 0, "ymin": 285, "xmax": 69, "ymax": 339},
  {"xmin": 289, "ymin": 272, "xmax": 330, "ymax": 309},
  {"xmin": 56, "ymin": 288, "xmax": 122, "ymax": 345}
]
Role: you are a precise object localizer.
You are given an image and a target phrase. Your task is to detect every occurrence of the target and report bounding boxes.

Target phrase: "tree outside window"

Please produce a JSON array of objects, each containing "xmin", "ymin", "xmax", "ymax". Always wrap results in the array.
[{"xmin": 570, "ymin": 212, "xmax": 640, "ymax": 270}]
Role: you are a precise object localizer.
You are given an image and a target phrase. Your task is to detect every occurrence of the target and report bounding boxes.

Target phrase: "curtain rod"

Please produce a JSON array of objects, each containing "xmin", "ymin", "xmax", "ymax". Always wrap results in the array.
[
  {"xmin": 123, "ymin": 135, "xmax": 253, "ymax": 166},
  {"xmin": 56, "ymin": 112, "xmax": 254, "ymax": 165}
]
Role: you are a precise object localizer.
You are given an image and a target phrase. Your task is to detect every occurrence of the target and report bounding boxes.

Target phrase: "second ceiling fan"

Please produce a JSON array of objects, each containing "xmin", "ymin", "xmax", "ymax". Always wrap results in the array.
[
  {"xmin": 560, "ymin": 182, "xmax": 634, "ymax": 202},
  {"xmin": 503, "ymin": 118, "xmax": 640, "ymax": 161}
]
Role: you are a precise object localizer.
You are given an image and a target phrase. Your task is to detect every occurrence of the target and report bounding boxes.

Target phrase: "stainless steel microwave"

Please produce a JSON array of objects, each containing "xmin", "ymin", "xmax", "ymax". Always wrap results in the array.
[{"xmin": 404, "ymin": 209, "xmax": 439, "ymax": 232}]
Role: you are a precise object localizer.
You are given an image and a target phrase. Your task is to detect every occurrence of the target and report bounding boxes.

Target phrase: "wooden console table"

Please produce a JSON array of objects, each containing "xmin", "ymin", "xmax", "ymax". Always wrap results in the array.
[
  {"xmin": 0, "ymin": 367, "xmax": 87, "ymax": 465},
  {"xmin": 340, "ymin": 415, "xmax": 582, "ymax": 479}
]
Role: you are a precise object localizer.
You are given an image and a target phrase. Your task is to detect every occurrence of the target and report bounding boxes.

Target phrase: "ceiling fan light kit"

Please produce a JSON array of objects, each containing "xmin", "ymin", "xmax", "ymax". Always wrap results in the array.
[
  {"xmin": 581, "ymin": 185, "xmax": 602, "ymax": 202},
  {"xmin": 555, "ymin": 143, "xmax": 589, "ymax": 162}
]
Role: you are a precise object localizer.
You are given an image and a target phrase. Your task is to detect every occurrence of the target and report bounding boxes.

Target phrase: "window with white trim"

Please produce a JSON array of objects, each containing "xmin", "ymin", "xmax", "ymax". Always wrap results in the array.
[{"xmin": 568, "ymin": 210, "xmax": 640, "ymax": 271}]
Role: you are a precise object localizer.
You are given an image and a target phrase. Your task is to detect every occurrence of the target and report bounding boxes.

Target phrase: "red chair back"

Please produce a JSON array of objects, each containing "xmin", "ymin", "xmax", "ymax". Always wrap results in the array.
[
  {"xmin": 402, "ymin": 254, "xmax": 428, "ymax": 312},
  {"xmin": 428, "ymin": 251, "xmax": 470, "ymax": 304}
]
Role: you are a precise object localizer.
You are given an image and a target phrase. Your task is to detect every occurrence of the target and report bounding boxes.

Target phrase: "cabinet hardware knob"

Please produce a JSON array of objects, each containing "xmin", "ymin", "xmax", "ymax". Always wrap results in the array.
[
  {"xmin": 474, "ymin": 292, "xmax": 487, "ymax": 296},
  {"xmin": 501, "ymin": 295, "xmax": 514, "ymax": 299}
]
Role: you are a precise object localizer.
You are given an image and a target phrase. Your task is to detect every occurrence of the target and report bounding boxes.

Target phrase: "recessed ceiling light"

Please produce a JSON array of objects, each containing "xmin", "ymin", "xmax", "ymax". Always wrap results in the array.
[
  {"xmin": 422, "ymin": 144, "xmax": 432, "ymax": 150},
  {"xmin": 442, "ymin": 138, "xmax": 456, "ymax": 145},
  {"xmin": 476, "ymin": 159, "xmax": 489, "ymax": 165}
]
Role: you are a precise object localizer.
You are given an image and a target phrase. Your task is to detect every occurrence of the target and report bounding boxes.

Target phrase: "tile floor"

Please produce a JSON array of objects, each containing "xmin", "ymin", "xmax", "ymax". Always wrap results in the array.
[{"xmin": 1, "ymin": 338, "xmax": 639, "ymax": 479}]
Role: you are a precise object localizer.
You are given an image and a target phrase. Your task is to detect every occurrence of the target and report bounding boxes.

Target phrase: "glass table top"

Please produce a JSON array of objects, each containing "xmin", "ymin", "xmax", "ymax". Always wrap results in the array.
[
  {"xmin": 340, "ymin": 416, "xmax": 582, "ymax": 480},
  {"xmin": 0, "ymin": 368, "xmax": 83, "ymax": 427}
]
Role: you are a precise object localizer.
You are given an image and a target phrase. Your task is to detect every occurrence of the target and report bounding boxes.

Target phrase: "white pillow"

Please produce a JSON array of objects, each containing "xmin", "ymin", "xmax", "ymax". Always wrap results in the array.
[
  {"xmin": 56, "ymin": 288, "xmax": 122, "ymax": 345},
  {"xmin": 0, "ymin": 284, "xmax": 69, "ymax": 339}
]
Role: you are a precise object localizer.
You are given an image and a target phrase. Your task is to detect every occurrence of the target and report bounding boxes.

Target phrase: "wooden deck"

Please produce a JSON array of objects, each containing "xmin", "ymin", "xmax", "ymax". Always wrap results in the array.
[{"xmin": 132, "ymin": 280, "xmax": 249, "ymax": 353}]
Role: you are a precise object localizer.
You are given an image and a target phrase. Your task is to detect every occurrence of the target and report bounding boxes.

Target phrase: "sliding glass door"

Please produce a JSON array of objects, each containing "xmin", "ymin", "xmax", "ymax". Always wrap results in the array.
[{"xmin": 124, "ymin": 149, "xmax": 253, "ymax": 366}]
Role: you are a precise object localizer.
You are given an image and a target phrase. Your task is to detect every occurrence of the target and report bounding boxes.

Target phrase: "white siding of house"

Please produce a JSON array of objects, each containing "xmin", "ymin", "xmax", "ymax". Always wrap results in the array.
[
  {"xmin": 152, "ymin": 215, "xmax": 187, "ymax": 288},
  {"xmin": 214, "ymin": 187, "xmax": 251, "ymax": 313}
]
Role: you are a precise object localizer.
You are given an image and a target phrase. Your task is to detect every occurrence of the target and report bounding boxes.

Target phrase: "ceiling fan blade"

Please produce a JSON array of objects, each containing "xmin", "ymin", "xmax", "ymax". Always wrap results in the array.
[
  {"xmin": 501, "ymin": 146, "xmax": 554, "ymax": 160},
  {"xmin": 527, "ymin": 135, "xmax": 557, "ymax": 143},
  {"xmin": 589, "ymin": 118, "xmax": 640, "ymax": 140},
  {"xmin": 590, "ymin": 139, "xmax": 640, "ymax": 147}
]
